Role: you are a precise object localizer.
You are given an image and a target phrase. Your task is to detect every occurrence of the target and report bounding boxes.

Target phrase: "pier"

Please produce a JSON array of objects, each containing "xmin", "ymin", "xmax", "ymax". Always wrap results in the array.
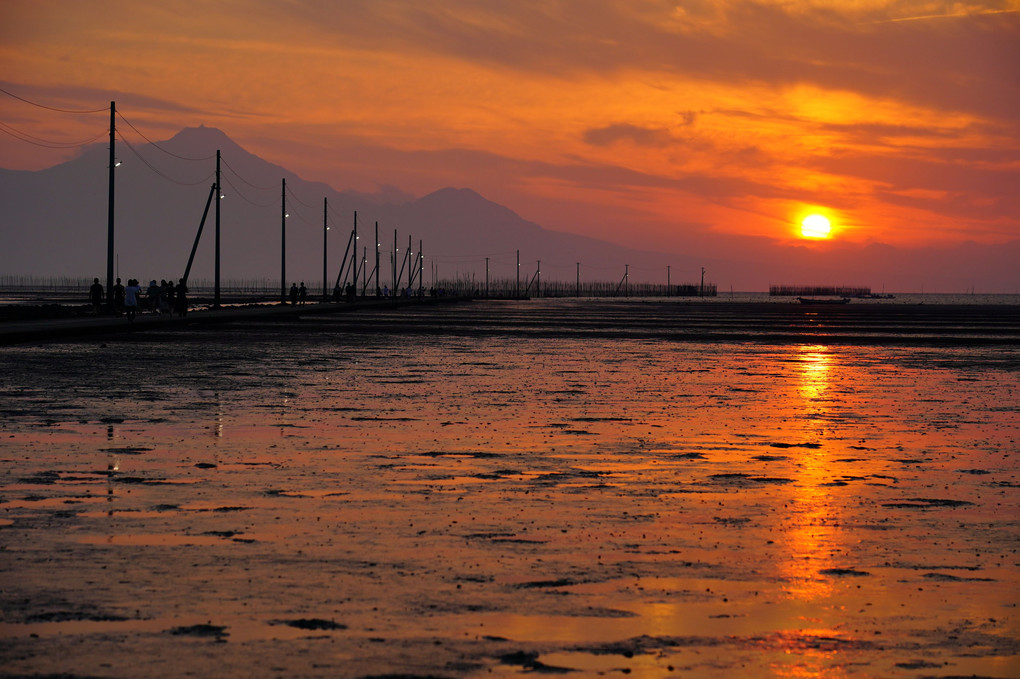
[{"xmin": 0, "ymin": 296, "xmax": 470, "ymax": 346}]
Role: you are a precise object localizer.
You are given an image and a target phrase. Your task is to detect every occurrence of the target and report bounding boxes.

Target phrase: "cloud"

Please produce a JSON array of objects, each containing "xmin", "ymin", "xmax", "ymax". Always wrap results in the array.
[{"xmin": 582, "ymin": 123, "xmax": 676, "ymax": 148}]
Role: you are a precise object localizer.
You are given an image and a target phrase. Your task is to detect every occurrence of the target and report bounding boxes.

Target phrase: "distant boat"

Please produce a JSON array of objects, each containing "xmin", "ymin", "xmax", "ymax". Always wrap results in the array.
[
  {"xmin": 797, "ymin": 297, "xmax": 850, "ymax": 305},
  {"xmin": 857, "ymin": 293, "xmax": 895, "ymax": 299}
]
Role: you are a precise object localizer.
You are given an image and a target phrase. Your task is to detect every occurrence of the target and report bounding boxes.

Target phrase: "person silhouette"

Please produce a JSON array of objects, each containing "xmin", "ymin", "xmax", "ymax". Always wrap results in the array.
[
  {"xmin": 112, "ymin": 278, "xmax": 125, "ymax": 315},
  {"xmin": 124, "ymin": 279, "xmax": 142, "ymax": 321},
  {"xmin": 175, "ymin": 278, "xmax": 189, "ymax": 317},
  {"xmin": 289, "ymin": 283, "xmax": 299, "ymax": 305},
  {"xmin": 89, "ymin": 278, "xmax": 104, "ymax": 314}
]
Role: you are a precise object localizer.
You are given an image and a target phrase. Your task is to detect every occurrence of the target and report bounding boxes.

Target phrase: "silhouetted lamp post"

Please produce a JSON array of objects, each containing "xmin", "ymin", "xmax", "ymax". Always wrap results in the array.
[
  {"xmin": 281, "ymin": 178, "xmax": 287, "ymax": 304},
  {"xmin": 322, "ymin": 197, "xmax": 329, "ymax": 301},
  {"xmin": 106, "ymin": 101, "xmax": 116, "ymax": 310}
]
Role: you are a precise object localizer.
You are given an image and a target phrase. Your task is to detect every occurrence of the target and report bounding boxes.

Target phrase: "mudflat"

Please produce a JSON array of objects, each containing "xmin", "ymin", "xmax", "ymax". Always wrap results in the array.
[{"xmin": 1, "ymin": 299, "xmax": 1018, "ymax": 677}]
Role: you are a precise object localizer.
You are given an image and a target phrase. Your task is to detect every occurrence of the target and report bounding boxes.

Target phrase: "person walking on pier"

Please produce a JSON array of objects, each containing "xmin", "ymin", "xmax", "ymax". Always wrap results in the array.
[
  {"xmin": 89, "ymin": 278, "xmax": 104, "ymax": 314},
  {"xmin": 299, "ymin": 282, "xmax": 307, "ymax": 305},
  {"xmin": 289, "ymin": 283, "xmax": 299, "ymax": 305},
  {"xmin": 124, "ymin": 279, "xmax": 141, "ymax": 321}
]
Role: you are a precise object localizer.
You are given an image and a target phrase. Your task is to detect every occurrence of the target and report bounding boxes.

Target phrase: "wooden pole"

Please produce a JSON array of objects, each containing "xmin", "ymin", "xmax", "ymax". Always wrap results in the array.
[
  {"xmin": 322, "ymin": 197, "xmax": 328, "ymax": 301},
  {"xmin": 214, "ymin": 150, "xmax": 221, "ymax": 307},
  {"xmin": 281, "ymin": 178, "xmax": 286, "ymax": 304},
  {"xmin": 106, "ymin": 101, "xmax": 115, "ymax": 309}
]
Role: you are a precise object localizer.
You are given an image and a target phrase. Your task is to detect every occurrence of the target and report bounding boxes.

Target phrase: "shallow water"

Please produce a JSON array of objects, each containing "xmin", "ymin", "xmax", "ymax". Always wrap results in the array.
[{"xmin": 1, "ymin": 300, "xmax": 1018, "ymax": 678}]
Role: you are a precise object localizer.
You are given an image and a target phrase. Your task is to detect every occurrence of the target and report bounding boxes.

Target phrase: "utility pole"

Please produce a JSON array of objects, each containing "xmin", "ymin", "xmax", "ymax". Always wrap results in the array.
[
  {"xmin": 485, "ymin": 257, "xmax": 489, "ymax": 298},
  {"xmin": 536, "ymin": 261, "xmax": 541, "ymax": 298},
  {"xmin": 322, "ymin": 197, "xmax": 329, "ymax": 301},
  {"xmin": 214, "ymin": 150, "xmax": 221, "ymax": 308},
  {"xmin": 516, "ymin": 250, "xmax": 520, "ymax": 299},
  {"xmin": 352, "ymin": 211, "xmax": 358, "ymax": 296},
  {"xmin": 281, "ymin": 178, "xmax": 287, "ymax": 304},
  {"xmin": 700, "ymin": 267, "xmax": 706, "ymax": 297},
  {"xmin": 106, "ymin": 101, "xmax": 115, "ymax": 310}
]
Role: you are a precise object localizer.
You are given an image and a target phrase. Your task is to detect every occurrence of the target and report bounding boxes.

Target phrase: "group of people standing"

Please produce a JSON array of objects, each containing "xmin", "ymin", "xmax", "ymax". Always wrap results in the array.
[
  {"xmin": 288, "ymin": 282, "xmax": 308, "ymax": 305},
  {"xmin": 89, "ymin": 277, "xmax": 188, "ymax": 321}
]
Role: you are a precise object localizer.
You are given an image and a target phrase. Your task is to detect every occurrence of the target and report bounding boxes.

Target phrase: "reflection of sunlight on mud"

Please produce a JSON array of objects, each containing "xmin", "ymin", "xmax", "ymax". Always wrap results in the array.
[
  {"xmin": 796, "ymin": 345, "xmax": 832, "ymax": 413},
  {"xmin": 781, "ymin": 347, "xmax": 840, "ymax": 601}
]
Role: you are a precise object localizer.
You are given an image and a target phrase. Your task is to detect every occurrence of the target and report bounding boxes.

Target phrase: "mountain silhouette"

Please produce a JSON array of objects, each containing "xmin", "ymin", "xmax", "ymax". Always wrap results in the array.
[
  {"xmin": 2, "ymin": 126, "xmax": 1017, "ymax": 293},
  {"xmin": 0, "ymin": 126, "xmax": 711, "ymax": 290}
]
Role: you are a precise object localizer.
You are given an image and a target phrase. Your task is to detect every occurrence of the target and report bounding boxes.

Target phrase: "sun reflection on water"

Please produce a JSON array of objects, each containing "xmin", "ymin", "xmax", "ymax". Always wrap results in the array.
[{"xmin": 780, "ymin": 346, "xmax": 842, "ymax": 601}]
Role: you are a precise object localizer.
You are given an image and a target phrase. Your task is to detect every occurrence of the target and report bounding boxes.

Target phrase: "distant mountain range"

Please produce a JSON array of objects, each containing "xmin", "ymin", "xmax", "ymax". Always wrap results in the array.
[
  {"xmin": 0, "ymin": 126, "xmax": 714, "ymax": 290},
  {"xmin": 1, "ymin": 125, "xmax": 1017, "ymax": 293}
]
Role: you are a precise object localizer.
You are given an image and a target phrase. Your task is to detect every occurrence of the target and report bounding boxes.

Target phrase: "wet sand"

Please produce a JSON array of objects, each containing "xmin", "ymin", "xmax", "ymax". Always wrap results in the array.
[{"xmin": 1, "ymin": 299, "xmax": 1018, "ymax": 677}]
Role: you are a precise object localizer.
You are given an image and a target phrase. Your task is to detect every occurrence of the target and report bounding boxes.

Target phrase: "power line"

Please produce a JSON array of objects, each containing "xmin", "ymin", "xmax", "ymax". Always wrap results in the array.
[
  {"xmin": 220, "ymin": 156, "xmax": 277, "ymax": 191},
  {"xmin": 117, "ymin": 133, "xmax": 213, "ymax": 187},
  {"xmin": 116, "ymin": 112, "xmax": 215, "ymax": 162},
  {"xmin": 0, "ymin": 120, "xmax": 106, "ymax": 149},
  {"xmin": 285, "ymin": 183, "xmax": 317, "ymax": 209},
  {"xmin": 219, "ymin": 173, "xmax": 278, "ymax": 208},
  {"xmin": 0, "ymin": 86, "xmax": 109, "ymax": 114}
]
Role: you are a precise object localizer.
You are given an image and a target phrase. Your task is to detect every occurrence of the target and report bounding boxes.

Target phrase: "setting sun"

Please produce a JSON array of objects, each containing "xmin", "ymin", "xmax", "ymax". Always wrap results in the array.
[{"xmin": 801, "ymin": 214, "xmax": 832, "ymax": 239}]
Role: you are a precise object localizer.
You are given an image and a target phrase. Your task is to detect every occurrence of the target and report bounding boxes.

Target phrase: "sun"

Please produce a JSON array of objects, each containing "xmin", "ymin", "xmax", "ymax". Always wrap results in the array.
[{"xmin": 800, "ymin": 214, "xmax": 832, "ymax": 239}]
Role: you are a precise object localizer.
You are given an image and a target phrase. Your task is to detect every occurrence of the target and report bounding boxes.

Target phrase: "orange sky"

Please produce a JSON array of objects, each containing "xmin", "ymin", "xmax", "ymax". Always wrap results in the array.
[{"xmin": 2, "ymin": 1, "xmax": 1019, "ymax": 267}]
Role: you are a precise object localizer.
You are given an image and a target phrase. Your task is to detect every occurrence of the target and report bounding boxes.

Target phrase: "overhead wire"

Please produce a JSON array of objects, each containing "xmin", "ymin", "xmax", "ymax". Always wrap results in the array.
[
  {"xmin": 0, "ymin": 121, "xmax": 106, "ymax": 149},
  {"xmin": 117, "ymin": 133, "xmax": 213, "ymax": 187},
  {"xmin": 0, "ymin": 86, "xmax": 109, "ymax": 114},
  {"xmin": 116, "ymin": 112, "xmax": 215, "ymax": 162},
  {"xmin": 219, "ymin": 174, "xmax": 278, "ymax": 209},
  {"xmin": 220, "ymin": 156, "xmax": 278, "ymax": 191}
]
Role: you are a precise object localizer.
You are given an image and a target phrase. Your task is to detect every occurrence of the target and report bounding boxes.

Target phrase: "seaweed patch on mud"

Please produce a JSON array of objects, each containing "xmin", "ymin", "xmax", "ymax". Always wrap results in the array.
[
  {"xmin": 168, "ymin": 623, "xmax": 229, "ymax": 639},
  {"xmin": 269, "ymin": 618, "xmax": 347, "ymax": 631},
  {"xmin": 705, "ymin": 473, "xmax": 793, "ymax": 486},
  {"xmin": 882, "ymin": 498, "xmax": 975, "ymax": 508}
]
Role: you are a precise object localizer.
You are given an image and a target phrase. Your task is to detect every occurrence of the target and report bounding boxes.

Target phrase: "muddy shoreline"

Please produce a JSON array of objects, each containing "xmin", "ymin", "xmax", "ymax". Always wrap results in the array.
[{"xmin": 1, "ymin": 301, "xmax": 1018, "ymax": 677}]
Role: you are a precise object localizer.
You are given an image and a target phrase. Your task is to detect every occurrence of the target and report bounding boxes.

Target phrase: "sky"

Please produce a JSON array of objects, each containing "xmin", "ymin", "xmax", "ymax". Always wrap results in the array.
[{"xmin": 2, "ymin": 0, "xmax": 1019, "ymax": 286}]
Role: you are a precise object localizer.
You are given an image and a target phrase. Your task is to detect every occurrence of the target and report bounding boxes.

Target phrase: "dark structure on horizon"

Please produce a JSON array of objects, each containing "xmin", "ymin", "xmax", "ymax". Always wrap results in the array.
[{"xmin": 770, "ymin": 285, "xmax": 871, "ymax": 297}]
